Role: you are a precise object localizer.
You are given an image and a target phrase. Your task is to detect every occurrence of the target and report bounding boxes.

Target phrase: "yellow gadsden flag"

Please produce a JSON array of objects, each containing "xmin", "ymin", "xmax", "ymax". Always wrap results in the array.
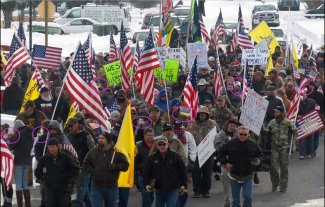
[
  {"xmin": 248, "ymin": 21, "xmax": 280, "ymax": 54},
  {"xmin": 65, "ymin": 101, "xmax": 79, "ymax": 125},
  {"xmin": 1, "ymin": 49, "xmax": 7, "ymax": 66},
  {"xmin": 20, "ymin": 70, "xmax": 42, "ymax": 112},
  {"xmin": 115, "ymin": 104, "xmax": 135, "ymax": 188},
  {"xmin": 291, "ymin": 40, "xmax": 299, "ymax": 69}
]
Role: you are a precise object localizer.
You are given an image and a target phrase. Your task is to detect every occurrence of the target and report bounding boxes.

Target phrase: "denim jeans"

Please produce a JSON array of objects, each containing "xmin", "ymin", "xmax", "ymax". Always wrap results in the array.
[
  {"xmin": 73, "ymin": 170, "xmax": 92, "ymax": 207},
  {"xmin": 230, "ymin": 177, "xmax": 253, "ymax": 207},
  {"xmin": 299, "ymin": 134, "xmax": 314, "ymax": 157},
  {"xmin": 90, "ymin": 182, "xmax": 117, "ymax": 207},
  {"xmin": 313, "ymin": 131, "xmax": 320, "ymax": 152},
  {"xmin": 14, "ymin": 165, "xmax": 30, "ymax": 190},
  {"xmin": 155, "ymin": 188, "xmax": 178, "ymax": 207},
  {"xmin": 137, "ymin": 175, "xmax": 154, "ymax": 207},
  {"xmin": 118, "ymin": 187, "xmax": 130, "ymax": 207}
]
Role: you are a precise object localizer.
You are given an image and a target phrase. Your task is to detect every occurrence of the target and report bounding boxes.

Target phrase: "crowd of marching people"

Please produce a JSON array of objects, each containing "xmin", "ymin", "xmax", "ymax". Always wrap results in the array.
[{"xmin": 1, "ymin": 22, "xmax": 325, "ymax": 207}]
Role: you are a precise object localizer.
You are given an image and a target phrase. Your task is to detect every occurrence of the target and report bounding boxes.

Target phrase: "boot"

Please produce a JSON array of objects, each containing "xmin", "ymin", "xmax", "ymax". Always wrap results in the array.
[
  {"xmin": 23, "ymin": 190, "xmax": 31, "ymax": 207},
  {"xmin": 15, "ymin": 191, "xmax": 23, "ymax": 207}
]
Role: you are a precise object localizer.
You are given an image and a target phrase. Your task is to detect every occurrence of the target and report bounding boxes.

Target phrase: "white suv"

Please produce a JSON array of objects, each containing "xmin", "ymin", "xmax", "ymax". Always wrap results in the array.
[{"xmin": 252, "ymin": 4, "xmax": 280, "ymax": 28}]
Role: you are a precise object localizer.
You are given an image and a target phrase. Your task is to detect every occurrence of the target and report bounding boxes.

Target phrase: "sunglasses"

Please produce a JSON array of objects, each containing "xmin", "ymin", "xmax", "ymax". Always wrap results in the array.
[
  {"xmin": 158, "ymin": 143, "xmax": 167, "ymax": 147},
  {"xmin": 239, "ymin": 133, "xmax": 248, "ymax": 136}
]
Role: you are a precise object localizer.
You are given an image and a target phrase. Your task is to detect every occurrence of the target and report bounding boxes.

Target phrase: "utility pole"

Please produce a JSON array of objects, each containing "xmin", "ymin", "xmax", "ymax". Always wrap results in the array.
[
  {"xmin": 29, "ymin": 0, "xmax": 33, "ymax": 52},
  {"xmin": 45, "ymin": 0, "xmax": 48, "ymax": 46}
]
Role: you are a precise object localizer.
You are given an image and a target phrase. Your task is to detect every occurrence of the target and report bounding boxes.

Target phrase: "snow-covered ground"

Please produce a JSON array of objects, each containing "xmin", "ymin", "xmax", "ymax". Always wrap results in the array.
[
  {"xmin": 1, "ymin": 0, "xmax": 324, "ymax": 57},
  {"xmin": 290, "ymin": 198, "xmax": 324, "ymax": 207}
]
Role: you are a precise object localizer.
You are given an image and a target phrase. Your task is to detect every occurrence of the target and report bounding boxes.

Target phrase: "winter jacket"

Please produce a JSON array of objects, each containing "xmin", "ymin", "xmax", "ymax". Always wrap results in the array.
[
  {"xmin": 67, "ymin": 130, "xmax": 94, "ymax": 166},
  {"xmin": 220, "ymin": 138, "xmax": 262, "ymax": 178},
  {"xmin": 198, "ymin": 90, "xmax": 215, "ymax": 106},
  {"xmin": 2, "ymin": 83, "xmax": 25, "ymax": 113},
  {"xmin": 35, "ymin": 152, "xmax": 79, "ymax": 190},
  {"xmin": 264, "ymin": 95, "xmax": 285, "ymax": 122},
  {"xmin": 34, "ymin": 97, "xmax": 54, "ymax": 119},
  {"xmin": 189, "ymin": 119, "xmax": 219, "ymax": 145},
  {"xmin": 9, "ymin": 126, "xmax": 34, "ymax": 166},
  {"xmin": 135, "ymin": 141, "xmax": 151, "ymax": 176},
  {"xmin": 144, "ymin": 149, "xmax": 187, "ymax": 192},
  {"xmin": 16, "ymin": 109, "xmax": 46, "ymax": 128},
  {"xmin": 83, "ymin": 146, "xmax": 129, "ymax": 187}
]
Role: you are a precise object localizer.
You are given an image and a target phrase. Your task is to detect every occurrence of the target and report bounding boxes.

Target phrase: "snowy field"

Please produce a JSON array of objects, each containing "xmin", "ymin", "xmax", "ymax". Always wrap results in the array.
[{"xmin": 1, "ymin": 0, "xmax": 324, "ymax": 57}]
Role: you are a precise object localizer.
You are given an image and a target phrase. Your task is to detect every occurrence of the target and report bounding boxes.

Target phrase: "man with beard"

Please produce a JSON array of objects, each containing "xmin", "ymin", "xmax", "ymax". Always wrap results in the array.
[
  {"xmin": 16, "ymin": 100, "xmax": 46, "ymax": 128},
  {"xmin": 267, "ymin": 106, "xmax": 297, "ymax": 192},
  {"xmin": 34, "ymin": 87, "xmax": 54, "ymax": 119},
  {"xmin": 83, "ymin": 132, "xmax": 129, "ymax": 207}
]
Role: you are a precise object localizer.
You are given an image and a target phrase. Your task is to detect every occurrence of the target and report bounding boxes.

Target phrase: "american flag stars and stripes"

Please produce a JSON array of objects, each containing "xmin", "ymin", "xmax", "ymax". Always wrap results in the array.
[
  {"xmin": 104, "ymin": 97, "xmax": 120, "ymax": 118},
  {"xmin": 213, "ymin": 9, "xmax": 225, "ymax": 46},
  {"xmin": 32, "ymin": 44, "xmax": 62, "ymax": 70},
  {"xmin": 296, "ymin": 110, "xmax": 324, "ymax": 140},
  {"xmin": 133, "ymin": 41, "xmax": 142, "ymax": 87},
  {"xmin": 63, "ymin": 136, "xmax": 79, "ymax": 159},
  {"xmin": 183, "ymin": 56, "xmax": 199, "ymax": 120},
  {"xmin": 4, "ymin": 33, "xmax": 30, "ymax": 86},
  {"xmin": 137, "ymin": 28, "xmax": 161, "ymax": 105},
  {"xmin": 17, "ymin": 22, "xmax": 26, "ymax": 47},
  {"xmin": 109, "ymin": 33, "xmax": 119, "ymax": 63},
  {"xmin": 31, "ymin": 67, "xmax": 46, "ymax": 90},
  {"xmin": 82, "ymin": 32, "xmax": 96, "ymax": 75},
  {"xmin": 65, "ymin": 43, "xmax": 108, "ymax": 130},
  {"xmin": 1, "ymin": 138, "xmax": 14, "ymax": 188},
  {"xmin": 214, "ymin": 52, "xmax": 223, "ymax": 98},
  {"xmin": 243, "ymin": 65, "xmax": 254, "ymax": 97},
  {"xmin": 120, "ymin": 22, "xmax": 133, "ymax": 92},
  {"xmin": 199, "ymin": 13, "xmax": 210, "ymax": 45},
  {"xmin": 237, "ymin": 23, "xmax": 254, "ymax": 49}
]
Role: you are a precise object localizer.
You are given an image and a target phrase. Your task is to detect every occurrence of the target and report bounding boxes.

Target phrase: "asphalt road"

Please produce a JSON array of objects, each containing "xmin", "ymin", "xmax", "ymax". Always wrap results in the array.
[{"xmin": 3, "ymin": 134, "xmax": 324, "ymax": 207}]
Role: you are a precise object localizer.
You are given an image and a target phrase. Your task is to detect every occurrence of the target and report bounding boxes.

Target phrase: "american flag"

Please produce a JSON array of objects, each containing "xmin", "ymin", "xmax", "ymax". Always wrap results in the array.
[
  {"xmin": 297, "ymin": 110, "xmax": 324, "ymax": 140},
  {"xmin": 238, "ymin": 5, "xmax": 244, "ymax": 28},
  {"xmin": 287, "ymin": 73, "xmax": 316, "ymax": 122},
  {"xmin": 31, "ymin": 66, "xmax": 45, "ymax": 90},
  {"xmin": 214, "ymin": 51, "xmax": 223, "ymax": 98},
  {"xmin": 120, "ymin": 22, "xmax": 133, "ymax": 92},
  {"xmin": 243, "ymin": 64, "xmax": 254, "ymax": 97},
  {"xmin": 4, "ymin": 33, "xmax": 30, "ymax": 86},
  {"xmin": 133, "ymin": 41, "xmax": 142, "ymax": 87},
  {"xmin": 104, "ymin": 97, "xmax": 120, "ymax": 118},
  {"xmin": 1, "ymin": 138, "xmax": 14, "ymax": 188},
  {"xmin": 63, "ymin": 136, "xmax": 78, "ymax": 159},
  {"xmin": 212, "ymin": 9, "xmax": 225, "ymax": 46},
  {"xmin": 17, "ymin": 22, "xmax": 26, "ymax": 47},
  {"xmin": 65, "ymin": 42, "xmax": 108, "ymax": 130},
  {"xmin": 109, "ymin": 33, "xmax": 119, "ymax": 63},
  {"xmin": 183, "ymin": 56, "xmax": 199, "ymax": 120},
  {"xmin": 82, "ymin": 32, "xmax": 96, "ymax": 75},
  {"xmin": 237, "ymin": 23, "xmax": 254, "ymax": 49},
  {"xmin": 32, "ymin": 44, "xmax": 62, "ymax": 70},
  {"xmin": 199, "ymin": 13, "xmax": 210, "ymax": 45},
  {"xmin": 137, "ymin": 28, "xmax": 160, "ymax": 105}
]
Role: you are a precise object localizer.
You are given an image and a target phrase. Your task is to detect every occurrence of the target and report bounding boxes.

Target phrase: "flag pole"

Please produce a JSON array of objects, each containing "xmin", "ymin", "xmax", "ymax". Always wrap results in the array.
[{"xmin": 241, "ymin": 58, "xmax": 247, "ymax": 107}]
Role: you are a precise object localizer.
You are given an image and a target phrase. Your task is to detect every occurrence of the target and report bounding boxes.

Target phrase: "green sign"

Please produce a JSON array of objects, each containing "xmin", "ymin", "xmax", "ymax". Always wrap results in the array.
[
  {"xmin": 103, "ymin": 60, "xmax": 122, "ymax": 86},
  {"xmin": 154, "ymin": 59, "xmax": 179, "ymax": 83}
]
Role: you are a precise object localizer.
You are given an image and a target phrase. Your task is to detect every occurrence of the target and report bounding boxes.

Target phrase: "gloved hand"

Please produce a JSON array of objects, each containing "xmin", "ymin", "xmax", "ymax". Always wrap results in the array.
[
  {"xmin": 146, "ymin": 185, "xmax": 154, "ymax": 192},
  {"xmin": 179, "ymin": 185, "xmax": 187, "ymax": 195},
  {"xmin": 250, "ymin": 158, "xmax": 261, "ymax": 166}
]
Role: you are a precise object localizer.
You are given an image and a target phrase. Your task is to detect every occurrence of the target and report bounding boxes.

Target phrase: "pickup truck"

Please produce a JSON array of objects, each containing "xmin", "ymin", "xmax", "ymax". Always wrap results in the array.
[{"xmin": 252, "ymin": 4, "xmax": 280, "ymax": 28}]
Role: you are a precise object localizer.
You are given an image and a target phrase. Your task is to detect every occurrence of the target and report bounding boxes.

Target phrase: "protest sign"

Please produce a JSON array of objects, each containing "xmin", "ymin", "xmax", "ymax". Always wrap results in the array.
[
  {"xmin": 103, "ymin": 60, "xmax": 122, "ymax": 86},
  {"xmin": 239, "ymin": 89, "xmax": 269, "ymax": 135},
  {"xmin": 254, "ymin": 39, "xmax": 269, "ymax": 51},
  {"xmin": 187, "ymin": 42, "xmax": 208, "ymax": 68},
  {"xmin": 156, "ymin": 47, "xmax": 186, "ymax": 69},
  {"xmin": 242, "ymin": 49, "xmax": 268, "ymax": 65},
  {"xmin": 297, "ymin": 110, "xmax": 324, "ymax": 140},
  {"xmin": 197, "ymin": 126, "xmax": 217, "ymax": 168},
  {"xmin": 154, "ymin": 59, "xmax": 179, "ymax": 83},
  {"xmin": 156, "ymin": 47, "xmax": 166, "ymax": 69}
]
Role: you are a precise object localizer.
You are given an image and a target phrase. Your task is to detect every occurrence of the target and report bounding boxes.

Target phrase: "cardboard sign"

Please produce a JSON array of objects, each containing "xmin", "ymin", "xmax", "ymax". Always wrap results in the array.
[
  {"xmin": 187, "ymin": 42, "xmax": 208, "ymax": 68},
  {"xmin": 197, "ymin": 126, "xmax": 217, "ymax": 168},
  {"xmin": 156, "ymin": 47, "xmax": 186, "ymax": 69},
  {"xmin": 241, "ymin": 49, "xmax": 268, "ymax": 65},
  {"xmin": 297, "ymin": 110, "xmax": 324, "ymax": 140},
  {"xmin": 239, "ymin": 89, "xmax": 269, "ymax": 135},
  {"xmin": 154, "ymin": 59, "xmax": 180, "ymax": 82},
  {"xmin": 103, "ymin": 60, "xmax": 122, "ymax": 86}
]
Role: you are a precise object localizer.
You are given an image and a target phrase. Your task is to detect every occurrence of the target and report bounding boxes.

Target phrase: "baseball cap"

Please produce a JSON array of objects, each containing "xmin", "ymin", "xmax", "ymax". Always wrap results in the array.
[
  {"xmin": 273, "ymin": 106, "xmax": 284, "ymax": 113},
  {"xmin": 163, "ymin": 122, "xmax": 174, "ymax": 131}
]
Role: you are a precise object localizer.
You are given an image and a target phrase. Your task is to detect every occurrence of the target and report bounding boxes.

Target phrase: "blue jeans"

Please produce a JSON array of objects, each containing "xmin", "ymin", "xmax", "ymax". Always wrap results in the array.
[
  {"xmin": 155, "ymin": 188, "xmax": 178, "ymax": 207},
  {"xmin": 230, "ymin": 177, "xmax": 253, "ymax": 207},
  {"xmin": 137, "ymin": 175, "xmax": 154, "ymax": 207},
  {"xmin": 14, "ymin": 165, "xmax": 30, "ymax": 190},
  {"xmin": 90, "ymin": 182, "xmax": 117, "ymax": 207},
  {"xmin": 313, "ymin": 131, "xmax": 320, "ymax": 152},
  {"xmin": 299, "ymin": 134, "xmax": 314, "ymax": 156},
  {"xmin": 74, "ymin": 170, "xmax": 92, "ymax": 207},
  {"xmin": 118, "ymin": 188, "xmax": 130, "ymax": 207}
]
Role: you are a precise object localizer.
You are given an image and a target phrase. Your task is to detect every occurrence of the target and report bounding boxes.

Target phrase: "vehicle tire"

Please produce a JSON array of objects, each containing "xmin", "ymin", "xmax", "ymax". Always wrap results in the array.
[
  {"xmin": 61, "ymin": 30, "xmax": 65, "ymax": 35},
  {"xmin": 113, "ymin": 26, "xmax": 118, "ymax": 35}
]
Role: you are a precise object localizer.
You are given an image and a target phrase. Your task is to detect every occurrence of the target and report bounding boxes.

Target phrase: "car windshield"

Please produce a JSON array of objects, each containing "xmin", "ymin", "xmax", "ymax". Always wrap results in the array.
[
  {"xmin": 224, "ymin": 23, "xmax": 237, "ymax": 29},
  {"xmin": 271, "ymin": 29, "xmax": 284, "ymax": 37},
  {"xmin": 255, "ymin": 5, "xmax": 277, "ymax": 11}
]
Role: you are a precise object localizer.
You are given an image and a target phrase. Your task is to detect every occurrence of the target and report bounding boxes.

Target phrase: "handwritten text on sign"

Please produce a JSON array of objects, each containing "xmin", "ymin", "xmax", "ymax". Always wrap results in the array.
[
  {"xmin": 239, "ymin": 88, "xmax": 269, "ymax": 135},
  {"xmin": 241, "ymin": 49, "xmax": 268, "ymax": 65},
  {"xmin": 156, "ymin": 47, "xmax": 186, "ymax": 69},
  {"xmin": 187, "ymin": 43, "xmax": 208, "ymax": 68},
  {"xmin": 197, "ymin": 126, "xmax": 217, "ymax": 168},
  {"xmin": 154, "ymin": 59, "xmax": 180, "ymax": 83},
  {"xmin": 103, "ymin": 60, "xmax": 122, "ymax": 86}
]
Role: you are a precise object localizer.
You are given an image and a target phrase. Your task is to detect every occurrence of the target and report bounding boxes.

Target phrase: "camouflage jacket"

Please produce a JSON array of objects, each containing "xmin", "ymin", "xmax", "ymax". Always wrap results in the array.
[
  {"xmin": 267, "ymin": 118, "xmax": 298, "ymax": 149},
  {"xmin": 189, "ymin": 119, "xmax": 219, "ymax": 145},
  {"xmin": 210, "ymin": 107, "xmax": 235, "ymax": 130}
]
